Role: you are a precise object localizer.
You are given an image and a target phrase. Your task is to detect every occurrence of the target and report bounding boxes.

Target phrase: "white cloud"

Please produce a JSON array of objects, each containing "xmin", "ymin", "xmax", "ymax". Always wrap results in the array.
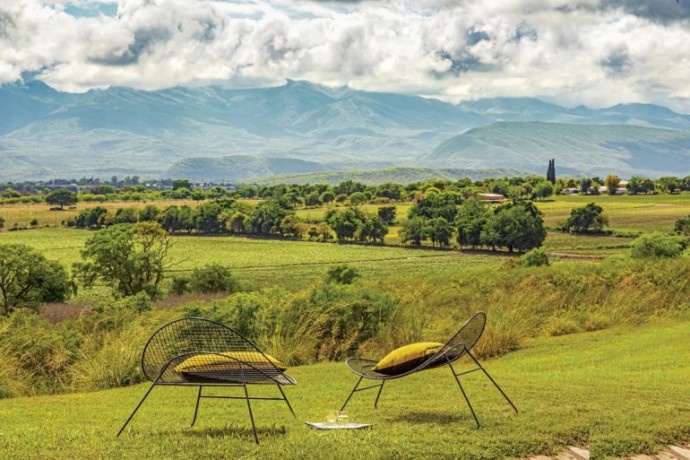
[{"xmin": 0, "ymin": 0, "xmax": 689, "ymax": 111}]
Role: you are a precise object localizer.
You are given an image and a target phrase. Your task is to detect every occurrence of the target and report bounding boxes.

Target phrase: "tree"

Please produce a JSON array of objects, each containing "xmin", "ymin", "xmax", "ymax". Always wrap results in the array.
[
  {"xmin": 455, "ymin": 198, "xmax": 489, "ymax": 249},
  {"xmin": 546, "ymin": 159, "xmax": 556, "ymax": 184},
  {"xmin": 46, "ymin": 189, "xmax": 77, "ymax": 209},
  {"xmin": 320, "ymin": 191, "xmax": 335, "ymax": 204},
  {"xmin": 0, "ymin": 244, "xmax": 71, "ymax": 316},
  {"xmin": 579, "ymin": 177, "xmax": 592, "ymax": 195},
  {"xmin": 562, "ymin": 203, "xmax": 608, "ymax": 234},
  {"xmin": 427, "ymin": 217, "xmax": 454, "ymax": 247},
  {"xmin": 191, "ymin": 189, "xmax": 206, "ymax": 202},
  {"xmin": 158, "ymin": 205, "xmax": 194, "ymax": 234},
  {"xmin": 377, "ymin": 206, "xmax": 397, "ymax": 225},
  {"xmin": 2, "ymin": 187, "xmax": 21, "ymax": 199},
  {"xmin": 657, "ymin": 176, "xmax": 681, "ymax": 194},
  {"xmin": 246, "ymin": 201, "xmax": 289, "ymax": 236},
  {"xmin": 327, "ymin": 208, "xmax": 363, "ymax": 242},
  {"xmin": 356, "ymin": 216, "xmax": 388, "ymax": 244},
  {"xmin": 531, "ymin": 181, "xmax": 554, "ymax": 201},
  {"xmin": 138, "ymin": 205, "xmax": 160, "ymax": 222},
  {"xmin": 172, "ymin": 179, "xmax": 192, "ymax": 191},
  {"xmin": 604, "ymin": 175, "xmax": 621, "ymax": 195},
  {"xmin": 194, "ymin": 202, "xmax": 227, "ymax": 234},
  {"xmin": 481, "ymin": 202, "xmax": 546, "ymax": 252},
  {"xmin": 399, "ymin": 216, "xmax": 427, "ymax": 246},
  {"xmin": 349, "ymin": 192, "xmax": 366, "ymax": 205},
  {"xmin": 75, "ymin": 207, "xmax": 109, "ymax": 229},
  {"xmin": 280, "ymin": 215, "xmax": 302, "ymax": 238},
  {"xmin": 376, "ymin": 183, "xmax": 403, "ymax": 201},
  {"xmin": 305, "ymin": 191, "xmax": 321, "ymax": 207},
  {"xmin": 113, "ymin": 207, "xmax": 138, "ymax": 224},
  {"xmin": 409, "ymin": 193, "xmax": 461, "ymax": 222},
  {"xmin": 627, "ymin": 176, "xmax": 654, "ymax": 195},
  {"xmin": 73, "ymin": 222, "xmax": 172, "ymax": 298}
]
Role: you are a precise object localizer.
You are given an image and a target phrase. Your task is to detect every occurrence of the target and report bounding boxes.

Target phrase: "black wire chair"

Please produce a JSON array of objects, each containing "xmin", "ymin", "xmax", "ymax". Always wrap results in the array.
[
  {"xmin": 117, "ymin": 317, "xmax": 296, "ymax": 443},
  {"xmin": 340, "ymin": 311, "xmax": 517, "ymax": 428}
]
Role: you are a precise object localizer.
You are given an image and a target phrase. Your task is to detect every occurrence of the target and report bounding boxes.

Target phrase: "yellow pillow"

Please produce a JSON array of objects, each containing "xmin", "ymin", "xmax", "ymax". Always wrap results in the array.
[
  {"xmin": 175, "ymin": 351, "xmax": 287, "ymax": 373},
  {"xmin": 373, "ymin": 341, "xmax": 444, "ymax": 375}
]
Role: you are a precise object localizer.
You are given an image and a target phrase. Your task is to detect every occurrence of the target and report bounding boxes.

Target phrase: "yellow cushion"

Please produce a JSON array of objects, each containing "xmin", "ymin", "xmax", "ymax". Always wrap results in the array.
[
  {"xmin": 373, "ymin": 341, "xmax": 444, "ymax": 375},
  {"xmin": 175, "ymin": 351, "xmax": 287, "ymax": 373}
]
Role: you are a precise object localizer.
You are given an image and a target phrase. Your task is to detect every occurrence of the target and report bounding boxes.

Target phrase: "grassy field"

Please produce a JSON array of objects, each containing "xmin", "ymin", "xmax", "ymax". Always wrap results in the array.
[
  {"xmin": 0, "ymin": 228, "xmax": 503, "ymax": 291},
  {"xmin": 1, "ymin": 320, "xmax": 688, "ymax": 460},
  {"xmin": 535, "ymin": 194, "xmax": 690, "ymax": 232}
]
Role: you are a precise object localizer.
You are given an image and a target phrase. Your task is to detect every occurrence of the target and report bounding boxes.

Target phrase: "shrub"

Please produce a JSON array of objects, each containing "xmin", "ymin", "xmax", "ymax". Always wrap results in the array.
[
  {"xmin": 521, "ymin": 247, "xmax": 550, "ymax": 267},
  {"xmin": 630, "ymin": 232, "xmax": 688, "ymax": 259},
  {"xmin": 189, "ymin": 264, "xmax": 239, "ymax": 294},
  {"xmin": 170, "ymin": 276, "xmax": 191, "ymax": 295},
  {"xmin": 325, "ymin": 265, "xmax": 360, "ymax": 285}
]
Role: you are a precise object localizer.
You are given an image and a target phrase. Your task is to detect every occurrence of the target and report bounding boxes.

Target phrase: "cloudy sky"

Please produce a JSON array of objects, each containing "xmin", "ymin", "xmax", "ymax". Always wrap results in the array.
[{"xmin": 1, "ymin": 0, "xmax": 689, "ymax": 110}]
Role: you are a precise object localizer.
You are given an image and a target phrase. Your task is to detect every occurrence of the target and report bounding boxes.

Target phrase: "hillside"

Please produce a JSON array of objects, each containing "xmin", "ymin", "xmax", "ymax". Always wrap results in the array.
[
  {"xmin": 167, "ymin": 156, "xmax": 329, "ymax": 182},
  {"xmin": 3, "ymin": 80, "xmax": 690, "ymax": 180},
  {"xmin": 252, "ymin": 166, "xmax": 527, "ymax": 186},
  {"xmin": 425, "ymin": 122, "xmax": 690, "ymax": 177}
]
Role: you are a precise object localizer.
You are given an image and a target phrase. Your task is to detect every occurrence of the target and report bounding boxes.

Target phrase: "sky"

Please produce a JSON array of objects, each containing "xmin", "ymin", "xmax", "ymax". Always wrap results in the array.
[{"xmin": 1, "ymin": 0, "xmax": 689, "ymax": 110}]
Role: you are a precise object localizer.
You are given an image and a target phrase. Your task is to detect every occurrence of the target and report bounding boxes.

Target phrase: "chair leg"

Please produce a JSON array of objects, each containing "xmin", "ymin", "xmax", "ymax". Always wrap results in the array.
[
  {"xmin": 340, "ymin": 376, "xmax": 363, "ymax": 411},
  {"xmin": 466, "ymin": 350, "xmax": 518, "ymax": 414},
  {"xmin": 448, "ymin": 362, "xmax": 480, "ymax": 429},
  {"xmin": 374, "ymin": 381, "xmax": 385, "ymax": 409},
  {"xmin": 243, "ymin": 384, "xmax": 259, "ymax": 444},
  {"xmin": 191, "ymin": 386, "xmax": 202, "ymax": 427},
  {"xmin": 116, "ymin": 381, "xmax": 157, "ymax": 437},
  {"xmin": 276, "ymin": 384, "xmax": 296, "ymax": 418}
]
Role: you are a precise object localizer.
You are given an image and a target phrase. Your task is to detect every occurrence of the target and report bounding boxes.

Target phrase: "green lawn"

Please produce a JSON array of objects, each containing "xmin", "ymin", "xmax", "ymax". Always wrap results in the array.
[{"xmin": 1, "ymin": 321, "xmax": 688, "ymax": 460}]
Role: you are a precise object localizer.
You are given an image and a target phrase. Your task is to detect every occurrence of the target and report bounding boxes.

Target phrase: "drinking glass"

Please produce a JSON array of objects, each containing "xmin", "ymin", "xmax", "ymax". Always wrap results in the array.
[
  {"xmin": 336, "ymin": 410, "xmax": 349, "ymax": 426},
  {"xmin": 325, "ymin": 410, "xmax": 338, "ymax": 425}
]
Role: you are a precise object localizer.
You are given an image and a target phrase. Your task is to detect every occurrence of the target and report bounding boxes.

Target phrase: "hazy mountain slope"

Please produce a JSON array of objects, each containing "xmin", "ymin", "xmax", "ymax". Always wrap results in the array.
[
  {"xmin": 253, "ymin": 166, "xmax": 527, "ymax": 186},
  {"xmin": 167, "ymin": 156, "xmax": 329, "ymax": 182},
  {"xmin": 2, "ymin": 80, "xmax": 690, "ymax": 180},
  {"xmin": 426, "ymin": 122, "xmax": 690, "ymax": 177}
]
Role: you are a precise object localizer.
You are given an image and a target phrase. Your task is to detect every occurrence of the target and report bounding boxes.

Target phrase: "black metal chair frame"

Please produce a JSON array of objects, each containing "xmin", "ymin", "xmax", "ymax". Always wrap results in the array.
[
  {"xmin": 117, "ymin": 317, "xmax": 296, "ymax": 443},
  {"xmin": 340, "ymin": 311, "xmax": 517, "ymax": 428}
]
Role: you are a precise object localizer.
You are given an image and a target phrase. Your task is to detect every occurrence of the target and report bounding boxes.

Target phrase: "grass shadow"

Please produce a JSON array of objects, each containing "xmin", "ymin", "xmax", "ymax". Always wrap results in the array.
[
  {"xmin": 390, "ymin": 410, "xmax": 472, "ymax": 425},
  {"xmin": 154, "ymin": 423, "xmax": 288, "ymax": 441}
]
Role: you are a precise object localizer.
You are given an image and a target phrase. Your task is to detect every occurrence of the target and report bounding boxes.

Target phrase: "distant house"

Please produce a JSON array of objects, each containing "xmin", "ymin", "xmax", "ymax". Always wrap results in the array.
[
  {"xmin": 561, "ymin": 187, "xmax": 580, "ymax": 195},
  {"xmin": 477, "ymin": 193, "xmax": 506, "ymax": 203}
]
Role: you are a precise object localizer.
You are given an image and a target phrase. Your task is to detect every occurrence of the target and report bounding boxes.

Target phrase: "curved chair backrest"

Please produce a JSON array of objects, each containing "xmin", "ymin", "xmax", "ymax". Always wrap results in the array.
[
  {"xmin": 141, "ymin": 317, "xmax": 276, "ymax": 383},
  {"xmin": 419, "ymin": 311, "xmax": 486, "ymax": 371}
]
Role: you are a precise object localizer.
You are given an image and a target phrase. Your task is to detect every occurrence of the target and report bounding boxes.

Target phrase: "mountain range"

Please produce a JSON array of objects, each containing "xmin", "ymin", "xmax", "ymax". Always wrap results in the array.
[{"xmin": 2, "ymin": 79, "xmax": 690, "ymax": 181}]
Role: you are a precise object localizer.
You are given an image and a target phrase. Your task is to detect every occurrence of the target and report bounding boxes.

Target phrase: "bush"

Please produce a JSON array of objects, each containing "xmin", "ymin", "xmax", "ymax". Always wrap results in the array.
[
  {"xmin": 170, "ymin": 276, "xmax": 191, "ymax": 295},
  {"xmin": 189, "ymin": 264, "xmax": 239, "ymax": 294},
  {"xmin": 325, "ymin": 265, "xmax": 360, "ymax": 285},
  {"xmin": 630, "ymin": 232, "xmax": 688, "ymax": 259},
  {"xmin": 521, "ymin": 247, "xmax": 550, "ymax": 267}
]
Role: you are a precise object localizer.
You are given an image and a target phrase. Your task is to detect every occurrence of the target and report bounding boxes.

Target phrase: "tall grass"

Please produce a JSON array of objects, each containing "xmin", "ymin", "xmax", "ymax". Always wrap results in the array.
[{"xmin": 2, "ymin": 257, "xmax": 690, "ymax": 397}]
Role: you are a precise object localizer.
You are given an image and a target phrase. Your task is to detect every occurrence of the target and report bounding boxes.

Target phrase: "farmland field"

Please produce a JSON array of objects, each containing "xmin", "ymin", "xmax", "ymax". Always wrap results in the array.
[{"xmin": 0, "ymin": 228, "xmax": 502, "ymax": 291}]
